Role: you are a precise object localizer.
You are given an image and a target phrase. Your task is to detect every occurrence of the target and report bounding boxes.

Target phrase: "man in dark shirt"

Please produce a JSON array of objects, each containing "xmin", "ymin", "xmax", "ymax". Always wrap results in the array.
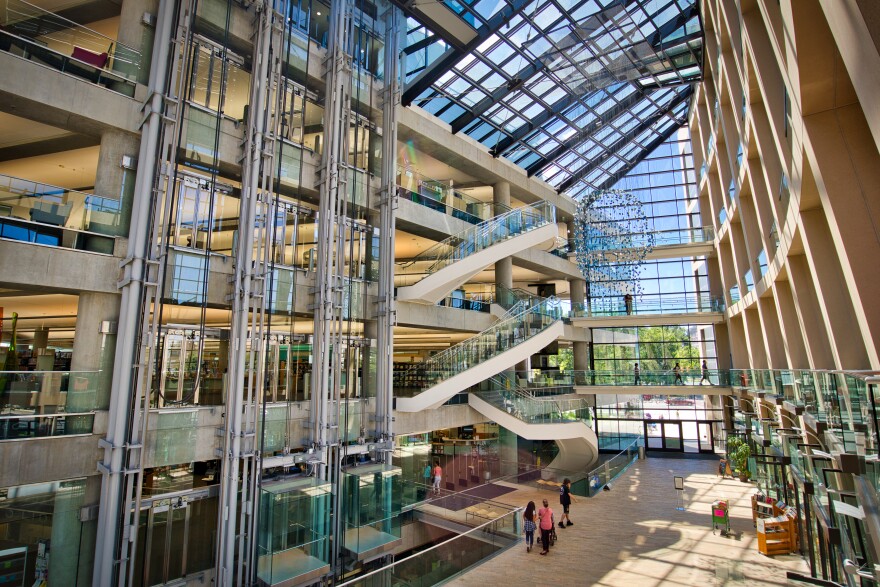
[{"xmin": 559, "ymin": 478, "xmax": 575, "ymax": 528}]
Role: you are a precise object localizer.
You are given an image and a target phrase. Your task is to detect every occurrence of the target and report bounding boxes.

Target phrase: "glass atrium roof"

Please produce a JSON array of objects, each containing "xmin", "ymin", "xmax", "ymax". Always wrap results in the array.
[{"xmin": 399, "ymin": 0, "xmax": 703, "ymax": 198}]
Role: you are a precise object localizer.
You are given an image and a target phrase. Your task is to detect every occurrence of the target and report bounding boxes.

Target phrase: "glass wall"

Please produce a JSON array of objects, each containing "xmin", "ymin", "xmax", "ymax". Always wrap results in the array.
[{"xmin": 592, "ymin": 324, "xmax": 717, "ymax": 374}]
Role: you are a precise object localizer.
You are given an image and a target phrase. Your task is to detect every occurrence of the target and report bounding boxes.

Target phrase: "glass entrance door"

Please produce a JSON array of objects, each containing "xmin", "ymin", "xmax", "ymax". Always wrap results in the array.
[
  {"xmin": 645, "ymin": 419, "xmax": 663, "ymax": 449},
  {"xmin": 698, "ymin": 422, "xmax": 714, "ymax": 452},
  {"xmin": 663, "ymin": 423, "xmax": 681, "ymax": 450}
]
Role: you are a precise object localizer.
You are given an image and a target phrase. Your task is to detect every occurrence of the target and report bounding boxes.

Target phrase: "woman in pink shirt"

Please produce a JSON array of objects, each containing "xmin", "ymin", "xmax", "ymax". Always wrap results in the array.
[{"xmin": 537, "ymin": 498, "xmax": 554, "ymax": 555}]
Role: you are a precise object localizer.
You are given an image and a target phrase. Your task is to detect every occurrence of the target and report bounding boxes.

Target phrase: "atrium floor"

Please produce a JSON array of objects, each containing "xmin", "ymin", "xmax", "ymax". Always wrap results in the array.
[{"xmin": 446, "ymin": 455, "xmax": 810, "ymax": 586}]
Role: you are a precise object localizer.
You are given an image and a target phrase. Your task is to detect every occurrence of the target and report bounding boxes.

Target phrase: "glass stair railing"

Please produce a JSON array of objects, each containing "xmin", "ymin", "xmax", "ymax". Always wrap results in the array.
[
  {"xmin": 395, "ymin": 201, "xmax": 556, "ymax": 290},
  {"xmin": 394, "ymin": 298, "xmax": 564, "ymax": 408},
  {"xmin": 475, "ymin": 378, "xmax": 592, "ymax": 426},
  {"xmin": 492, "ymin": 284, "xmax": 544, "ymax": 311}
]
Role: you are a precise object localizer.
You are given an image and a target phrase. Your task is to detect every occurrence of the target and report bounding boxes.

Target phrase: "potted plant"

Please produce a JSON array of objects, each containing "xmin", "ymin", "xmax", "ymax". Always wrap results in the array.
[{"xmin": 727, "ymin": 437, "xmax": 752, "ymax": 482}]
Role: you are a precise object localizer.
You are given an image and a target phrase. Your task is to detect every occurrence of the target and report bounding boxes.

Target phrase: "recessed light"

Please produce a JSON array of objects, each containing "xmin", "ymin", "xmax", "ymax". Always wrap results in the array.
[{"xmin": 316, "ymin": 11, "xmax": 321, "ymax": 15}]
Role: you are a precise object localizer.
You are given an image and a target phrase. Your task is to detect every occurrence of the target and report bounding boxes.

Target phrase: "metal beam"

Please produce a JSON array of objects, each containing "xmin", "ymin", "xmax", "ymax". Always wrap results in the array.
[
  {"xmin": 523, "ymin": 88, "xmax": 645, "ymax": 176},
  {"xmin": 402, "ymin": 0, "xmax": 533, "ymax": 106},
  {"xmin": 389, "ymin": 0, "xmax": 473, "ymax": 52},
  {"xmin": 488, "ymin": 92, "xmax": 579, "ymax": 157},
  {"xmin": 557, "ymin": 88, "xmax": 691, "ymax": 194},
  {"xmin": 449, "ymin": 0, "xmax": 629, "ymax": 134}
]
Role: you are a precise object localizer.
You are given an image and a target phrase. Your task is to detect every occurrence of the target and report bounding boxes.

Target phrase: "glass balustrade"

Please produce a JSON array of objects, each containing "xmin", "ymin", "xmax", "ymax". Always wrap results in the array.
[
  {"xmin": 476, "ymin": 384, "xmax": 592, "ymax": 427},
  {"xmin": 492, "ymin": 284, "xmax": 544, "ymax": 311},
  {"xmin": 0, "ymin": 370, "xmax": 103, "ymax": 439},
  {"xmin": 397, "ymin": 168, "xmax": 496, "ymax": 225},
  {"xmin": 395, "ymin": 201, "xmax": 556, "ymax": 287},
  {"xmin": 335, "ymin": 507, "xmax": 521, "ymax": 587},
  {"xmin": 0, "ymin": 0, "xmax": 141, "ymax": 94},
  {"xmin": 0, "ymin": 173, "xmax": 122, "ymax": 253},
  {"xmin": 571, "ymin": 293, "xmax": 725, "ymax": 317},
  {"xmin": 537, "ymin": 439, "xmax": 639, "ymax": 497},
  {"xmin": 394, "ymin": 298, "xmax": 563, "ymax": 397},
  {"xmin": 581, "ymin": 226, "xmax": 714, "ymax": 253}
]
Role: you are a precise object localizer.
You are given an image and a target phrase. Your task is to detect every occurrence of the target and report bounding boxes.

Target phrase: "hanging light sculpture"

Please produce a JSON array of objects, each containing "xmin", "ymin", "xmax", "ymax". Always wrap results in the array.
[{"xmin": 573, "ymin": 189, "xmax": 655, "ymax": 299}]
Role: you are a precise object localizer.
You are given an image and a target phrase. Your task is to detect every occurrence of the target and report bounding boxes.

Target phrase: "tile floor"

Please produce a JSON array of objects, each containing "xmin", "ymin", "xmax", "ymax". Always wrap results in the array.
[{"xmin": 445, "ymin": 456, "xmax": 810, "ymax": 586}]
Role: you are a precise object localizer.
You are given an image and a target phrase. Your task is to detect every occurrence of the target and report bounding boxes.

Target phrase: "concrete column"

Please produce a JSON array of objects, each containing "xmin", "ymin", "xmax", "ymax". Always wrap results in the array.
[
  {"xmin": 70, "ymin": 293, "xmax": 119, "ymax": 411},
  {"xmin": 498, "ymin": 426, "xmax": 519, "ymax": 477},
  {"xmin": 33, "ymin": 327, "xmax": 49, "ymax": 352},
  {"xmin": 493, "ymin": 182, "xmax": 513, "ymax": 297},
  {"xmin": 570, "ymin": 277, "xmax": 586, "ymax": 310},
  {"xmin": 572, "ymin": 341, "xmax": 589, "ymax": 372},
  {"xmin": 48, "ymin": 477, "xmax": 89, "ymax": 585},
  {"xmin": 94, "ymin": 130, "xmax": 139, "ymax": 239},
  {"xmin": 772, "ymin": 280, "xmax": 810, "ymax": 367},
  {"xmin": 116, "ymin": 0, "xmax": 160, "ymax": 84},
  {"xmin": 33, "ymin": 327, "xmax": 52, "ymax": 371}
]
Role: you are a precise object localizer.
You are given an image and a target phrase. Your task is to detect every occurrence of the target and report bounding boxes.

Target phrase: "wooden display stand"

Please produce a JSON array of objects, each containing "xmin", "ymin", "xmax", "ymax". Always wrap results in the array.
[
  {"xmin": 751, "ymin": 494, "xmax": 775, "ymax": 525},
  {"xmin": 756, "ymin": 502, "xmax": 798, "ymax": 556}
]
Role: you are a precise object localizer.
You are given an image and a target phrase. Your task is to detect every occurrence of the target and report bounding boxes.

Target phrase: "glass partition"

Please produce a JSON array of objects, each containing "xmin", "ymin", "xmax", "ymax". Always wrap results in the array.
[
  {"xmin": 0, "ymin": 370, "xmax": 103, "ymax": 439},
  {"xmin": 571, "ymin": 293, "xmax": 724, "ymax": 317},
  {"xmin": 397, "ymin": 168, "xmax": 496, "ymax": 224},
  {"xmin": 0, "ymin": 0, "xmax": 141, "ymax": 94},
  {"xmin": 0, "ymin": 174, "xmax": 120, "ymax": 253},
  {"xmin": 258, "ymin": 477, "xmax": 331, "ymax": 587}
]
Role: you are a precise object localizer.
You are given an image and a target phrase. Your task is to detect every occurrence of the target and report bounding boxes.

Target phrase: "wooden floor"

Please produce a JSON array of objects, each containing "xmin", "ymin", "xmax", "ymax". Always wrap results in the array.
[{"xmin": 446, "ymin": 456, "xmax": 809, "ymax": 587}]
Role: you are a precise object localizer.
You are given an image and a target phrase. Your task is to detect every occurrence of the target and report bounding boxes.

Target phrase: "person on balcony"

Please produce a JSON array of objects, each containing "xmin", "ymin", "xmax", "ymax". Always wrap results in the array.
[{"xmin": 700, "ymin": 360, "xmax": 711, "ymax": 385}]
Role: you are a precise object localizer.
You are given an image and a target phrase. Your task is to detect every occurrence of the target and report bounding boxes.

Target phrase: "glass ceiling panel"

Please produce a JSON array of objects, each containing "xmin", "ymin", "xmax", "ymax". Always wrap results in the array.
[{"xmin": 403, "ymin": 0, "xmax": 702, "ymax": 197}]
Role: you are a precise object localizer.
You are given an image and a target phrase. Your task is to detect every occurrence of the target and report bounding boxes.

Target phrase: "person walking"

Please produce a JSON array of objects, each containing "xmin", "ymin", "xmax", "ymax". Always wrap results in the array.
[
  {"xmin": 432, "ymin": 460, "xmax": 442, "ymax": 495},
  {"xmin": 700, "ymin": 360, "xmax": 710, "ymax": 385},
  {"xmin": 634, "ymin": 362, "xmax": 641, "ymax": 386},
  {"xmin": 423, "ymin": 462, "xmax": 432, "ymax": 486},
  {"xmin": 624, "ymin": 293, "xmax": 633, "ymax": 315},
  {"xmin": 673, "ymin": 362, "xmax": 684, "ymax": 385},
  {"xmin": 523, "ymin": 501, "xmax": 537, "ymax": 552},
  {"xmin": 537, "ymin": 498, "xmax": 554, "ymax": 555},
  {"xmin": 558, "ymin": 478, "xmax": 575, "ymax": 528}
]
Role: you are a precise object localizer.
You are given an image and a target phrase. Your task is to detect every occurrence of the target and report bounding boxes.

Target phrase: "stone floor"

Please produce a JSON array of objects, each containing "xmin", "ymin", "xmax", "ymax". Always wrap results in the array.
[{"xmin": 446, "ymin": 456, "xmax": 809, "ymax": 587}]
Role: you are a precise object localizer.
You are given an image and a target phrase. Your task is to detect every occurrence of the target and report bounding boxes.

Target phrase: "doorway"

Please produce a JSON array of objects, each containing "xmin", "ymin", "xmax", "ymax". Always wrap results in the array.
[
  {"xmin": 133, "ymin": 490, "xmax": 218, "ymax": 586},
  {"xmin": 644, "ymin": 419, "xmax": 718, "ymax": 453}
]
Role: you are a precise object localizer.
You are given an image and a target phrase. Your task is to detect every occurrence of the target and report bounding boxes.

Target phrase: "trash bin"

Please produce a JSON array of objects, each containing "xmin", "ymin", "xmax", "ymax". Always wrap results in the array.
[{"xmin": 638, "ymin": 446, "xmax": 646, "ymax": 460}]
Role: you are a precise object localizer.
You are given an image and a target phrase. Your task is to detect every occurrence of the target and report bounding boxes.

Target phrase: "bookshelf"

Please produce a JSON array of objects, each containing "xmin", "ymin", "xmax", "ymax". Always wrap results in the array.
[{"xmin": 755, "ymin": 501, "xmax": 798, "ymax": 556}]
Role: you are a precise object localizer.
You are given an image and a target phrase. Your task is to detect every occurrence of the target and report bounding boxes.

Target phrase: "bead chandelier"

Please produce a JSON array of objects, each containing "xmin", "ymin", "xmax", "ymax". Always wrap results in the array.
[{"xmin": 573, "ymin": 189, "xmax": 654, "ymax": 298}]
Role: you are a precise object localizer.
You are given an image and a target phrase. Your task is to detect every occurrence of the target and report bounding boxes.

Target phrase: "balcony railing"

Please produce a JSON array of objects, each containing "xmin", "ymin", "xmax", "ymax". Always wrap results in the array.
[
  {"xmin": 0, "ymin": 173, "xmax": 121, "ymax": 254},
  {"xmin": 0, "ymin": 0, "xmax": 141, "ymax": 95},
  {"xmin": 0, "ymin": 370, "xmax": 103, "ymax": 439},
  {"xmin": 580, "ymin": 226, "xmax": 714, "ymax": 254},
  {"xmin": 571, "ymin": 293, "xmax": 725, "ymax": 318},
  {"xmin": 397, "ymin": 168, "xmax": 496, "ymax": 225},
  {"xmin": 335, "ymin": 507, "xmax": 521, "ymax": 587}
]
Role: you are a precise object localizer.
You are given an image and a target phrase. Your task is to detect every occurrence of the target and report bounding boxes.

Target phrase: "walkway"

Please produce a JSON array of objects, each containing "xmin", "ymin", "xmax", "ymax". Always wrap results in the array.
[{"xmin": 446, "ymin": 456, "xmax": 809, "ymax": 587}]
